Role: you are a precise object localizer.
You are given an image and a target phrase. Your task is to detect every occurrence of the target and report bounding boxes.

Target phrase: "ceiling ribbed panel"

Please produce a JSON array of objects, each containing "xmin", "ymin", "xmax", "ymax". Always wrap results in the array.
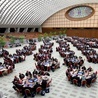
[
  {"xmin": 1, "ymin": 0, "xmax": 98, "ymax": 27},
  {"xmin": 1, "ymin": 0, "xmax": 20, "ymax": 23},
  {"xmin": 12, "ymin": 1, "xmax": 33, "ymax": 25},
  {"xmin": 2, "ymin": 1, "xmax": 30, "ymax": 24}
]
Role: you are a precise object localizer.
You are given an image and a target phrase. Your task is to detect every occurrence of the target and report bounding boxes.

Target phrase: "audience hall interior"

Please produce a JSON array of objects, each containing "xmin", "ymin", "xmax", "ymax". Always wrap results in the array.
[{"xmin": 1, "ymin": 0, "xmax": 98, "ymax": 98}]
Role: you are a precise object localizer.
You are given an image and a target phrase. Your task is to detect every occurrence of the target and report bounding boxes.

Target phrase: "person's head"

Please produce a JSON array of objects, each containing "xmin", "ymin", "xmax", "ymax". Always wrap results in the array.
[
  {"xmin": 38, "ymin": 74, "xmax": 41, "ymax": 77},
  {"xmin": 33, "ymin": 74, "xmax": 37, "ymax": 78},
  {"xmin": 89, "ymin": 66, "xmax": 92, "ymax": 69},
  {"xmin": 0, "ymin": 62, "xmax": 2, "ymax": 65},
  {"xmin": 79, "ymin": 56, "xmax": 82, "ymax": 59},
  {"xmin": 34, "ymin": 69, "xmax": 36, "ymax": 71},
  {"xmin": 14, "ymin": 75, "xmax": 18, "ymax": 79},
  {"xmin": 19, "ymin": 73, "xmax": 21, "ymax": 75}
]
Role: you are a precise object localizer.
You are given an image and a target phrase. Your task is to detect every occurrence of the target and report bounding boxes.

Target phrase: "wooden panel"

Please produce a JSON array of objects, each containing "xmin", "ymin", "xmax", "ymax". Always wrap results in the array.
[
  {"xmin": 66, "ymin": 28, "xmax": 98, "ymax": 38},
  {"xmin": 42, "ymin": 28, "xmax": 98, "ymax": 38},
  {"xmin": 42, "ymin": 28, "xmax": 64, "ymax": 33}
]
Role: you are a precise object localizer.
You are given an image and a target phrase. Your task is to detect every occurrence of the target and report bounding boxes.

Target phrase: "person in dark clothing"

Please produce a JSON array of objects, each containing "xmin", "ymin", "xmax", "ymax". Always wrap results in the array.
[
  {"xmin": 76, "ymin": 76, "xmax": 82, "ymax": 86},
  {"xmin": 32, "ymin": 82, "xmax": 41, "ymax": 94},
  {"xmin": 19, "ymin": 56, "xmax": 22, "ymax": 62},
  {"xmin": 41, "ymin": 80, "xmax": 47, "ymax": 90},
  {"xmin": 13, "ymin": 83, "xmax": 23, "ymax": 94},
  {"xmin": 25, "ymin": 71, "xmax": 32, "ymax": 77},
  {"xmin": 19, "ymin": 73, "xmax": 25, "ymax": 80},
  {"xmin": 44, "ymin": 72, "xmax": 50, "ymax": 76},
  {"xmin": 51, "ymin": 63, "xmax": 55, "ymax": 72},
  {"xmin": 12, "ymin": 76, "xmax": 20, "ymax": 85},
  {"xmin": 32, "ymin": 69, "xmax": 38, "ymax": 76}
]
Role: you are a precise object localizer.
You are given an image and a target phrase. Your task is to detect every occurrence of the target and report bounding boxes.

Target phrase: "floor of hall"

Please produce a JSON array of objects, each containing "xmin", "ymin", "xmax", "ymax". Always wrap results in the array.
[{"xmin": 0, "ymin": 39, "xmax": 98, "ymax": 98}]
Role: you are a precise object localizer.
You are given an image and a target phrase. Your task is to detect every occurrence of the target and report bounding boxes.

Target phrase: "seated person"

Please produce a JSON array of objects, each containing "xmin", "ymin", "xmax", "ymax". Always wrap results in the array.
[{"xmin": 19, "ymin": 73, "xmax": 25, "ymax": 80}]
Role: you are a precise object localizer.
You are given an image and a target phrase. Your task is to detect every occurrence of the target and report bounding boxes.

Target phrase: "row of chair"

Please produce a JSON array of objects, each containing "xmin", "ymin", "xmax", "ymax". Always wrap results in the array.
[{"xmin": 67, "ymin": 75, "xmax": 97, "ymax": 87}]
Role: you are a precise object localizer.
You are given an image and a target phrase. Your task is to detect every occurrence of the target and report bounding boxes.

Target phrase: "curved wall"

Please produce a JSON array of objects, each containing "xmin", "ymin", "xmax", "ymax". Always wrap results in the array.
[{"xmin": 42, "ymin": 3, "xmax": 98, "ymax": 28}]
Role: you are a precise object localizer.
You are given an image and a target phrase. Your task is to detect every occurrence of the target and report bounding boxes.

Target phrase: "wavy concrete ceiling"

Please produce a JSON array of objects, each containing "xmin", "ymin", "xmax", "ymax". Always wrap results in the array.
[{"xmin": 1, "ymin": 0, "xmax": 98, "ymax": 27}]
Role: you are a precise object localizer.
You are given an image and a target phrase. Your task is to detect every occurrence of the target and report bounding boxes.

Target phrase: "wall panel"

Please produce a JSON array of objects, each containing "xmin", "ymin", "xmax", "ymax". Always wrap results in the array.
[
  {"xmin": 66, "ymin": 29, "xmax": 98, "ymax": 38},
  {"xmin": 42, "ymin": 28, "xmax": 98, "ymax": 38},
  {"xmin": 42, "ymin": 3, "xmax": 98, "ymax": 28}
]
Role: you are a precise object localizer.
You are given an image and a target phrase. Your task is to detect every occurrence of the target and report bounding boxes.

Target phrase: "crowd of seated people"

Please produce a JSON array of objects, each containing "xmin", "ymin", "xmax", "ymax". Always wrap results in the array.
[
  {"xmin": 0, "ymin": 49, "xmax": 15, "ymax": 76},
  {"xmin": 12, "ymin": 70, "xmax": 52, "ymax": 98},
  {"xmin": 0, "ymin": 49, "xmax": 26, "ymax": 69},
  {"xmin": 16, "ymin": 45, "xmax": 36, "ymax": 56},
  {"xmin": 0, "ymin": 42, "xmax": 37, "ymax": 77},
  {"xmin": 34, "ymin": 53, "xmax": 51, "ymax": 62},
  {"xmin": 56, "ymin": 40, "xmax": 75, "ymax": 57},
  {"xmin": 87, "ymin": 39, "xmax": 98, "ymax": 48},
  {"xmin": 43, "ymin": 39, "xmax": 54, "ymax": 48},
  {"xmin": 2, "ymin": 43, "xmax": 36, "ymax": 66},
  {"xmin": 29, "ymin": 42, "xmax": 36, "ymax": 46},
  {"xmin": 38, "ymin": 39, "xmax": 53, "ymax": 55},
  {"xmin": 0, "ymin": 61, "xmax": 14, "ymax": 76},
  {"xmin": 77, "ymin": 37, "xmax": 98, "ymax": 48},
  {"xmin": 35, "ymin": 57, "xmax": 60, "ymax": 72},
  {"xmin": 64, "ymin": 56, "xmax": 84, "ymax": 68},
  {"xmin": 34, "ymin": 39, "xmax": 60, "ymax": 72},
  {"xmin": 66, "ymin": 66, "xmax": 97, "ymax": 87},
  {"xmin": 4, "ymin": 53, "xmax": 26, "ymax": 64},
  {"xmin": 53, "ymin": 35, "xmax": 65, "ymax": 41},
  {"xmin": 0, "ymin": 47, "xmax": 27, "ymax": 76},
  {"xmin": 56, "ymin": 39, "xmax": 84, "ymax": 67},
  {"xmin": 34, "ymin": 51, "xmax": 51, "ymax": 62},
  {"xmin": 64, "ymin": 36, "xmax": 98, "ymax": 48},
  {"xmin": 28, "ymin": 40, "xmax": 36, "ymax": 51},
  {"xmin": 7, "ymin": 43, "xmax": 21, "ymax": 48},
  {"xmin": 29, "ymin": 39, "xmax": 36, "ymax": 45},
  {"xmin": 39, "ymin": 45, "xmax": 53, "ymax": 54},
  {"xmin": 0, "ymin": 49, "xmax": 9, "ymax": 57},
  {"xmin": 56, "ymin": 40, "xmax": 69, "ymax": 53},
  {"xmin": 0, "ymin": 39, "xmax": 37, "ymax": 78},
  {"xmin": 66, "ymin": 36, "xmax": 98, "ymax": 63}
]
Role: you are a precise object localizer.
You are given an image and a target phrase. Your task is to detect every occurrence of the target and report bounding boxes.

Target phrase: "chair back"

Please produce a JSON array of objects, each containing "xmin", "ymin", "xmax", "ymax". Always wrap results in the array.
[
  {"xmin": 81, "ymin": 80, "xmax": 87, "ymax": 86},
  {"xmin": 35, "ymin": 65, "xmax": 40, "ymax": 70},
  {"xmin": 0, "ymin": 71, "xmax": 3, "ymax": 76},
  {"xmin": 36, "ymin": 86, "xmax": 42, "ymax": 93},
  {"xmin": 67, "ymin": 75, "xmax": 71, "ymax": 81},
  {"xmin": 73, "ymin": 79, "xmax": 78, "ymax": 85},
  {"xmin": 47, "ymin": 66, "xmax": 51, "ymax": 71},
  {"xmin": 91, "ymin": 78, "xmax": 96, "ymax": 83},
  {"xmin": 24, "ymin": 89, "xmax": 31, "ymax": 96},
  {"xmin": 41, "ymin": 66, "xmax": 45, "ymax": 71},
  {"xmin": 46, "ymin": 82, "xmax": 50, "ymax": 87}
]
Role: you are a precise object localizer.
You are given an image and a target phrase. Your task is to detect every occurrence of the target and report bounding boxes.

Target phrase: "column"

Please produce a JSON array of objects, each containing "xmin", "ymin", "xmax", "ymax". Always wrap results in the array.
[
  {"xmin": 30, "ymin": 28, "xmax": 35, "ymax": 32},
  {"xmin": 5, "ymin": 28, "xmax": 10, "ymax": 33},
  {"xmin": 23, "ymin": 28, "xmax": 28, "ymax": 32},
  {"xmin": 16, "ymin": 28, "xmax": 20, "ymax": 33},
  {"xmin": 38, "ymin": 26, "xmax": 42, "ymax": 33}
]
